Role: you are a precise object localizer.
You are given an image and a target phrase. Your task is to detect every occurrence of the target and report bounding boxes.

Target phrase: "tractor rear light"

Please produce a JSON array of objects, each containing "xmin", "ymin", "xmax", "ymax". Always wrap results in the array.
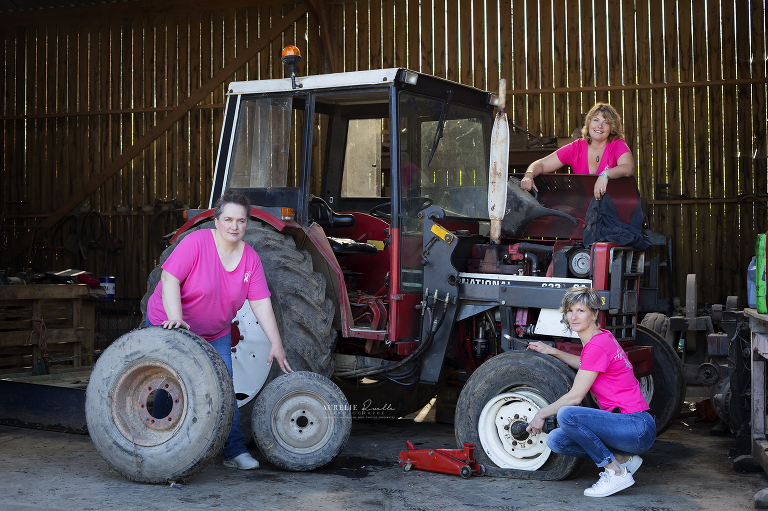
[
  {"xmin": 281, "ymin": 207, "xmax": 295, "ymax": 221},
  {"xmin": 488, "ymin": 93, "xmax": 499, "ymax": 106},
  {"xmin": 182, "ymin": 210, "xmax": 188, "ymax": 221}
]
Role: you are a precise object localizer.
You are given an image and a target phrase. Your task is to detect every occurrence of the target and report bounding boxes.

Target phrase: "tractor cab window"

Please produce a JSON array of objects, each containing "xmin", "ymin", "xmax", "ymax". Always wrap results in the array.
[
  {"xmin": 398, "ymin": 92, "xmax": 492, "ymax": 293},
  {"xmin": 399, "ymin": 94, "xmax": 491, "ymax": 218},
  {"xmin": 341, "ymin": 118, "xmax": 385, "ymax": 198},
  {"xmin": 225, "ymin": 96, "xmax": 307, "ymax": 212}
]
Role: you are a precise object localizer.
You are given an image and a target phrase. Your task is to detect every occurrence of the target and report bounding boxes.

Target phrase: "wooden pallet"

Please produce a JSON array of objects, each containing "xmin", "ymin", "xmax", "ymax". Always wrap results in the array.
[{"xmin": 0, "ymin": 285, "xmax": 95, "ymax": 374}]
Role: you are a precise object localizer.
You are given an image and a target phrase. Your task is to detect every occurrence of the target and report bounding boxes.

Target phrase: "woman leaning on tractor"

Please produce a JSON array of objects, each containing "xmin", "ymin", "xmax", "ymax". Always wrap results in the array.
[
  {"xmin": 520, "ymin": 102, "xmax": 635, "ymax": 201},
  {"xmin": 145, "ymin": 188, "xmax": 293, "ymax": 471}
]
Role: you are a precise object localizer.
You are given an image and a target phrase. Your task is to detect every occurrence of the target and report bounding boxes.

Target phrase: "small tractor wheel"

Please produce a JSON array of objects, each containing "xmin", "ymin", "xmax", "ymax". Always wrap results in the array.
[
  {"xmin": 85, "ymin": 327, "xmax": 234, "ymax": 483},
  {"xmin": 454, "ymin": 352, "xmax": 585, "ymax": 481},
  {"xmin": 252, "ymin": 371, "xmax": 352, "ymax": 471},
  {"xmin": 141, "ymin": 220, "xmax": 337, "ymax": 445},
  {"xmin": 635, "ymin": 325, "xmax": 686, "ymax": 435},
  {"xmin": 640, "ymin": 312, "xmax": 677, "ymax": 348}
]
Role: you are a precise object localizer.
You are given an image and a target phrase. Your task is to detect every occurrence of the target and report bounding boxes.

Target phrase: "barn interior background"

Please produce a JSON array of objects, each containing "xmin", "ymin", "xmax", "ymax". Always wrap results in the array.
[{"xmin": 0, "ymin": 0, "xmax": 766, "ymax": 306}]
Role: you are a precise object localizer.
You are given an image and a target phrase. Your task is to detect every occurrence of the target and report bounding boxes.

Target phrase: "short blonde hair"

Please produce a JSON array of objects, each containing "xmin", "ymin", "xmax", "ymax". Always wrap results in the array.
[
  {"xmin": 581, "ymin": 103, "xmax": 624, "ymax": 143},
  {"xmin": 560, "ymin": 286, "xmax": 601, "ymax": 330}
]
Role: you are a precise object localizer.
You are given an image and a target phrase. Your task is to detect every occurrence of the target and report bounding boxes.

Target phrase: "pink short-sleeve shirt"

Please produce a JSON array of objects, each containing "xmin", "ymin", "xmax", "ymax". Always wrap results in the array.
[
  {"xmin": 555, "ymin": 138, "xmax": 631, "ymax": 175},
  {"xmin": 579, "ymin": 329, "xmax": 649, "ymax": 413},
  {"xmin": 146, "ymin": 229, "xmax": 271, "ymax": 341}
]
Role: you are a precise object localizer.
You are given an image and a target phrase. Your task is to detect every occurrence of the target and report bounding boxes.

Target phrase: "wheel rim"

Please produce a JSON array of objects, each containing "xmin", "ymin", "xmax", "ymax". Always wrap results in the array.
[
  {"xmin": 111, "ymin": 361, "xmax": 186, "ymax": 447},
  {"xmin": 270, "ymin": 390, "xmax": 335, "ymax": 455},
  {"xmin": 477, "ymin": 389, "xmax": 552, "ymax": 470},
  {"xmin": 639, "ymin": 375, "xmax": 655, "ymax": 406},
  {"xmin": 231, "ymin": 302, "xmax": 273, "ymax": 407}
]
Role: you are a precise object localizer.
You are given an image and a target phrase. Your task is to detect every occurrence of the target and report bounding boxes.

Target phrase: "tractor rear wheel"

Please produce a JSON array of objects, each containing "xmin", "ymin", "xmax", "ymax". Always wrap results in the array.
[
  {"xmin": 141, "ymin": 221, "xmax": 337, "ymax": 442},
  {"xmin": 85, "ymin": 327, "xmax": 234, "ymax": 483},
  {"xmin": 454, "ymin": 352, "xmax": 585, "ymax": 480},
  {"xmin": 635, "ymin": 325, "xmax": 686, "ymax": 434}
]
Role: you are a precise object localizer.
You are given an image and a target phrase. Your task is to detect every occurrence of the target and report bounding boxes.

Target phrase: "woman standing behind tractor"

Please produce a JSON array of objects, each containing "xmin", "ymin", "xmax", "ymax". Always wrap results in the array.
[
  {"xmin": 146, "ymin": 188, "xmax": 293, "ymax": 470},
  {"xmin": 526, "ymin": 287, "xmax": 656, "ymax": 497},
  {"xmin": 520, "ymin": 102, "xmax": 635, "ymax": 201}
]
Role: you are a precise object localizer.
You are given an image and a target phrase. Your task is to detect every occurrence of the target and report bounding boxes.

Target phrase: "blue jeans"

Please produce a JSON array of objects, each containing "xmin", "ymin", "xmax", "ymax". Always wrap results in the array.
[
  {"xmin": 145, "ymin": 320, "xmax": 247, "ymax": 461},
  {"xmin": 546, "ymin": 406, "xmax": 656, "ymax": 467}
]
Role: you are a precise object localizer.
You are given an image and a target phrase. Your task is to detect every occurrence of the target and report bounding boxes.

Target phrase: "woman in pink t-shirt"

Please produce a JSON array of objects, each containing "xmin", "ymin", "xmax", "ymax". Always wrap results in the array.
[
  {"xmin": 146, "ymin": 189, "xmax": 292, "ymax": 471},
  {"xmin": 520, "ymin": 103, "xmax": 635, "ymax": 201},
  {"xmin": 526, "ymin": 287, "xmax": 655, "ymax": 498}
]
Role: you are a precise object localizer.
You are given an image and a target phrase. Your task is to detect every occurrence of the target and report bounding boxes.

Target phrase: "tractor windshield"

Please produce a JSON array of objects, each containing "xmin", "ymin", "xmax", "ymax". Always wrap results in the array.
[{"xmin": 399, "ymin": 93, "xmax": 491, "ymax": 219}]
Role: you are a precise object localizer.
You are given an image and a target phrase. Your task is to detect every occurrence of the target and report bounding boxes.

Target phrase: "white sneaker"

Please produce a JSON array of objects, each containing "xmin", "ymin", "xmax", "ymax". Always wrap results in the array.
[
  {"xmin": 621, "ymin": 455, "xmax": 643, "ymax": 475},
  {"xmin": 584, "ymin": 466, "xmax": 635, "ymax": 497},
  {"xmin": 223, "ymin": 453, "xmax": 260, "ymax": 470}
]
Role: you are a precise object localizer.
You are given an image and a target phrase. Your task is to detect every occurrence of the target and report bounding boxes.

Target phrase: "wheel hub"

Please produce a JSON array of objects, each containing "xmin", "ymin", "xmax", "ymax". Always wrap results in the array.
[
  {"xmin": 478, "ymin": 389, "xmax": 552, "ymax": 470},
  {"xmin": 271, "ymin": 391, "xmax": 334, "ymax": 454},
  {"xmin": 112, "ymin": 363, "xmax": 185, "ymax": 447}
]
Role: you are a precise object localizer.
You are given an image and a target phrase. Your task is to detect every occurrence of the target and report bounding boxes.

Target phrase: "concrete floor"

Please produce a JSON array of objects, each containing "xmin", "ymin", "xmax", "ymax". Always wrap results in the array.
[{"xmin": 0, "ymin": 404, "xmax": 765, "ymax": 511}]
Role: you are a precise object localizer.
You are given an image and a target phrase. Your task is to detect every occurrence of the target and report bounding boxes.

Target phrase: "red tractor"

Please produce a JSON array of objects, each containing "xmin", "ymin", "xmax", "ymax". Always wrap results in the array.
[{"xmin": 142, "ymin": 55, "xmax": 684, "ymax": 479}]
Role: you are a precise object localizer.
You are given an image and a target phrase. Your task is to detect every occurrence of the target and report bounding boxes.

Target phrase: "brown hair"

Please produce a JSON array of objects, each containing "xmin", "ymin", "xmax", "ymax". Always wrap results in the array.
[
  {"xmin": 213, "ymin": 189, "xmax": 251, "ymax": 223},
  {"xmin": 581, "ymin": 103, "xmax": 624, "ymax": 143}
]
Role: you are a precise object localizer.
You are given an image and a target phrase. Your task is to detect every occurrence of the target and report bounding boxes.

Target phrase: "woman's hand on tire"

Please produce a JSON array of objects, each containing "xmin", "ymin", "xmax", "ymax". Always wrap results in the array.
[
  {"xmin": 268, "ymin": 343, "xmax": 294, "ymax": 373},
  {"xmin": 527, "ymin": 341, "xmax": 556, "ymax": 356},
  {"xmin": 162, "ymin": 318, "xmax": 189, "ymax": 330}
]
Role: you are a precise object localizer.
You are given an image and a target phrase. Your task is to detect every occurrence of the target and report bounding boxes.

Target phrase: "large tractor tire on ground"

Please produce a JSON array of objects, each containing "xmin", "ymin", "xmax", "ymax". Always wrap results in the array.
[
  {"xmin": 454, "ymin": 351, "xmax": 585, "ymax": 481},
  {"xmin": 640, "ymin": 312, "xmax": 676, "ymax": 348},
  {"xmin": 85, "ymin": 327, "xmax": 234, "ymax": 483},
  {"xmin": 635, "ymin": 325, "xmax": 686, "ymax": 435},
  {"xmin": 141, "ymin": 221, "xmax": 337, "ymax": 444},
  {"xmin": 332, "ymin": 376, "xmax": 441, "ymax": 420},
  {"xmin": 252, "ymin": 371, "xmax": 352, "ymax": 471}
]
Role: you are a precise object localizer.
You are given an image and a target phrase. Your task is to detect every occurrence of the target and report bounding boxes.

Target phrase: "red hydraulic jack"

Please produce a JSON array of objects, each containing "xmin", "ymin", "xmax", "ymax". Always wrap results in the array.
[{"xmin": 398, "ymin": 441, "xmax": 485, "ymax": 478}]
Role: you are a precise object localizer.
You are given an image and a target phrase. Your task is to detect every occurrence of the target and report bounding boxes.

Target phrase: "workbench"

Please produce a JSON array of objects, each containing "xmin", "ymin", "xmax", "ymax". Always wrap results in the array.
[{"xmin": 745, "ymin": 308, "xmax": 768, "ymax": 473}]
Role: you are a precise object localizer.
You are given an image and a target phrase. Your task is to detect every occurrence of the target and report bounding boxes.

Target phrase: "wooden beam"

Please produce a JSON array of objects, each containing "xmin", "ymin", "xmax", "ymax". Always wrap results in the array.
[
  {"xmin": 0, "ymin": 104, "xmax": 226, "ymax": 121},
  {"xmin": 508, "ymin": 77, "xmax": 768, "ymax": 96},
  {"xmin": 306, "ymin": 0, "xmax": 337, "ymax": 73},
  {"xmin": 0, "ymin": 0, "xmax": 291, "ymax": 28},
  {"xmin": 0, "ymin": 4, "xmax": 308, "ymax": 268}
]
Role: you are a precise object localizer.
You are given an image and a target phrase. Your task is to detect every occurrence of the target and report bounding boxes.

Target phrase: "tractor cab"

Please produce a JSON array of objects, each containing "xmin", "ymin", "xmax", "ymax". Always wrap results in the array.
[{"xmin": 209, "ymin": 65, "xmax": 497, "ymax": 348}]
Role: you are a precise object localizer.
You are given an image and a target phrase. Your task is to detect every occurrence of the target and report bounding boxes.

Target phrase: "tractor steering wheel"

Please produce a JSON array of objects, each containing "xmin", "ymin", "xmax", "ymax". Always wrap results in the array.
[{"xmin": 369, "ymin": 197, "xmax": 434, "ymax": 219}]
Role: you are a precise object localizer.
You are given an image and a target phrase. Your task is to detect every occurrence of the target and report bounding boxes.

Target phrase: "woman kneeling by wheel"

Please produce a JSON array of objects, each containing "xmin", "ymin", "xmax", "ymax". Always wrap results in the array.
[{"xmin": 526, "ymin": 286, "xmax": 656, "ymax": 498}]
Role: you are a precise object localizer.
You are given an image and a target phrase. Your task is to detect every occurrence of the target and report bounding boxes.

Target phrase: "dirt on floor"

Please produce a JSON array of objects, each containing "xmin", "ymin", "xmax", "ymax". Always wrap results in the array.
[{"xmin": 0, "ymin": 402, "xmax": 765, "ymax": 511}]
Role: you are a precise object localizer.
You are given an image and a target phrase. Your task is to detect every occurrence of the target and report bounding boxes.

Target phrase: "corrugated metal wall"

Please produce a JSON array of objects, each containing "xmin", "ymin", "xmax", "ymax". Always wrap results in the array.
[{"xmin": 1, "ymin": 0, "xmax": 766, "ymax": 305}]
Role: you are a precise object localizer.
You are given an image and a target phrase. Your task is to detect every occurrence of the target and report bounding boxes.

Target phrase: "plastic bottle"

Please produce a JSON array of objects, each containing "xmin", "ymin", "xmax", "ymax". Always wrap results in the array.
[{"xmin": 757, "ymin": 234, "xmax": 767, "ymax": 314}]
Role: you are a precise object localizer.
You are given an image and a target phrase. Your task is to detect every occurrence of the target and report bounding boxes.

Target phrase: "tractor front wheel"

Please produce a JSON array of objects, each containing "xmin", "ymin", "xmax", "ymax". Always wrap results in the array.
[
  {"xmin": 252, "ymin": 372, "xmax": 352, "ymax": 471},
  {"xmin": 454, "ymin": 351, "xmax": 584, "ymax": 480}
]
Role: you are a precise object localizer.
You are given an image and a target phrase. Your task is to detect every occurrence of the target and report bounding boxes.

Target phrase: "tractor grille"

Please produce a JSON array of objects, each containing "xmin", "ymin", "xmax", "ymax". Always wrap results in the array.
[{"xmin": 609, "ymin": 248, "xmax": 645, "ymax": 275}]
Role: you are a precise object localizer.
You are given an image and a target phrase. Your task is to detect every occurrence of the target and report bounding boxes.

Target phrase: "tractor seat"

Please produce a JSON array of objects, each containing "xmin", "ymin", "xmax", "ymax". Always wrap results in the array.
[{"xmin": 327, "ymin": 237, "xmax": 379, "ymax": 256}]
